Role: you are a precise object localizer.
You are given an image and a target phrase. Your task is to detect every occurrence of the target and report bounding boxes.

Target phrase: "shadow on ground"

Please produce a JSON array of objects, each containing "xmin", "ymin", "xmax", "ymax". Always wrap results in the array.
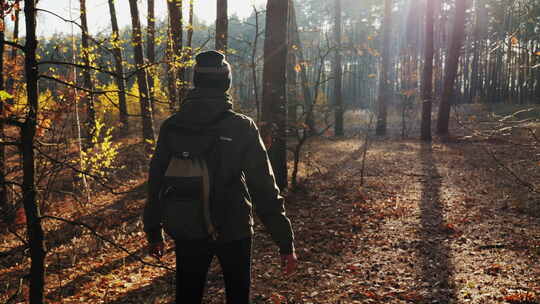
[{"xmin": 418, "ymin": 143, "xmax": 455, "ymax": 302}]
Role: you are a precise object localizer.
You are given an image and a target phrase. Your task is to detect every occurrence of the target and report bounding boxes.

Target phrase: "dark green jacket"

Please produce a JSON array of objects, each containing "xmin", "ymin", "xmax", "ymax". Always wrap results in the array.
[{"xmin": 143, "ymin": 89, "xmax": 294, "ymax": 254}]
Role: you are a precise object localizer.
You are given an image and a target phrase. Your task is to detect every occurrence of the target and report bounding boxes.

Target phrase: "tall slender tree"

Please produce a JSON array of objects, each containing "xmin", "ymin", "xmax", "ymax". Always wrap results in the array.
[
  {"xmin": 437, "ymin": 0, "xmax": 467, "ymax": 135},
  {"xmin": 128, "ymin": 0, "xmax": 155, "ymax": 146},
  {"xmin": 6, "ymin": 3, "xmax": 18, "ymax": 105},
  {"xmin": 147, "ymin": 0, "xmax": 156, "ymax": 112},
  {"xmin": 167, "ymin": 0, "xmax": 183, "ymax": 107},
  {"xmin": 261, "ymin": 0, "xmax": 289, "ymax": 189},
  {"xmin": 22, "ymin": 1, "xmax": 46, "ymax": 302},
  {"xmin": 79, "ymin": 0, "xmax": 96, "ymax": 144},
  {"xmin": 185, "ymin": 0, "xmax": 195, "ymax": 86},
  {"xmin": 333, "ymin": 0, "xmax": 344, "ymax": 136},
  {"xmin": 420, "ymin": 0, "xmax": 435, "ymax": 141},
  {"xmin": 287, "ymin": 0, "xmax": 297, "ymax": 127},
  {"xmin": 216, "ymin": 0, "xmax": 228, "ymax": 52},
  {"xmin": 0, "ymin": 0, "xmax": 6, "ymax": 218},
  {"xmin": 290, "ymin": 2, "xmax": 315, "ymax": 134},
  {"xmin": 376, "ymin": 0, "xmax": 393, "ymax": 136},
  {"xmin": 107, "ymin": 0, "xmax": 129, "ymax": 132},
  {"xmin": 187, "ymin": 0, "xmax": 194, "ymax": 54}
]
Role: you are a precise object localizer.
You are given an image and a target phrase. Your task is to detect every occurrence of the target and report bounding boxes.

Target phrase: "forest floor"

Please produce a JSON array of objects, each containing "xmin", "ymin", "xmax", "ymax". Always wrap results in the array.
[{"xmin": 1, "ymin": 118, "xmax": 540, "ymax": 304}]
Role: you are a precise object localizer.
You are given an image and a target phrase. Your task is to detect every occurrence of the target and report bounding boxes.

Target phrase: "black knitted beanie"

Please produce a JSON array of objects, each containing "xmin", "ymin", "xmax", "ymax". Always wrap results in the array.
[{"xmin": 193, "ymin": 50, "xmax": 232, "ymax": 91}]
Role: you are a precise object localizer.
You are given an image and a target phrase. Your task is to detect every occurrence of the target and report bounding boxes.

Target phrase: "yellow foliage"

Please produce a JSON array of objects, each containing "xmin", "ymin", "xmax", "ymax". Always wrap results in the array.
[{"xmin": 78, "ymin": 118, "xmax": 123, "ymax": 179}]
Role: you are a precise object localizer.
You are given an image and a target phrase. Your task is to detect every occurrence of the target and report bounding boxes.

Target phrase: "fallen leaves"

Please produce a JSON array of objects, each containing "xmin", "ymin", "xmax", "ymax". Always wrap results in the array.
[
  {"xmin": 503, "ymin": 292, "xmax": 539, "ymax": 304},
  {"xmin": 485, "ymin": 263, "xmax": 503, "ymax": 275}
]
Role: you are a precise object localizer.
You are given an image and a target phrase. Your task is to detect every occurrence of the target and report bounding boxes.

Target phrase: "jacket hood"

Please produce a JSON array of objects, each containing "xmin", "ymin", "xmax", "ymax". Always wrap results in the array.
[{"xmin": 168, "ymin": 88, "xmax": 233, "ymax": 128}]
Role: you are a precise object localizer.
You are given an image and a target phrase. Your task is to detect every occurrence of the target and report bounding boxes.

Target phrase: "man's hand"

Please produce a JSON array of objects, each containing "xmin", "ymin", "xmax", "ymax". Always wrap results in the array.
[
  {"xmin": 280, "ymin": 252, "xmax": 298, "ymax": 276},
  {"xmin": 148, "ymin": 241, "xmax": 165, "ymax": 259}
]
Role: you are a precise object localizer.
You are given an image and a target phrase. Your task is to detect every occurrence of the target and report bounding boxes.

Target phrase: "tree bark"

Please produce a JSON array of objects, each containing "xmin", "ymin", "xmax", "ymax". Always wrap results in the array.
[
  {"xmin": 146, "ymin": 0, "xmax": 156, "ymax": 112},
  {"xmin": 420, "ymin": 0, "xmax": 435, "ymax": 141},
  {"xmin": 107, "ymin": 0, "xmax": 129, "ymax": 133},
  {"xmin": 79, "ymin": 0, "xmax": 96, "ymax": 145},
  {"xmin": 437, "ymin": 0, "xmax": 467, "ymax": 135},
  {"xmin": 261, "ymin": 0, "xmax": 289, "ymax": 190},
  {"xmin": 167, "ymin": 0, "xmax": 183, "ymax": 107},
  {"xmin": 128, "ymin": 0, "xmax": 155, "ymax": 147},
  {"xmin": 185, "ymin": 0, "xmax": 194, "ymax": 87},
  {"xmin": 251, "ymin": 7, "xmax": 261, "ymax": 122},
  {"xmin": 23, "ymin": 1, "xmax": 46, "ymax": 302},
  {"xmin": 0, "ymin": 0, "xmax": 6, "ymax": 217},
  {"xmin": 187, "ymin": 0, "xmax": 194, "ymax": 49},
  {"xmin": 376, "ymin": 0, "xmax": 392, "ymax": 136},
  {"xmin": 216, "ymin": 0, "xmax": 228, "ymax": 52},
  {"xmin": 333, "ymin": 0, "xmax": 344, "ymax": 136},
  {"xmin": 287, "ymin": 1, "xmax": 297, "ymax": 128},
  {"xmin": 289, "ymin": 2, "xmax": 315, "ymax": 134},
  {"xmin": 6, "ymin": 5, "xmax": 18, "ymax": 105}
]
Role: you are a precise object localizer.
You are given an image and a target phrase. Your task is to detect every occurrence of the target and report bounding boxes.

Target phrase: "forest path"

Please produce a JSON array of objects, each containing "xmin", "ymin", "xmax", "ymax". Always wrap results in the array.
[
  {"xmin": 247, "ymin": 137, "xmax": 540, "ymax": 304},
  {"xmin": 1, "ymin": 136, "xmax": 539, "ymax": 304}
]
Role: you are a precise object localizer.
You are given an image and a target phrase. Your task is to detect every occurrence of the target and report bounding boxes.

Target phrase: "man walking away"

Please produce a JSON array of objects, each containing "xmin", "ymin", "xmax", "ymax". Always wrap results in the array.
[{"xmin": 143, "ymin": 50, "xmax": 297, "ymax": 304}]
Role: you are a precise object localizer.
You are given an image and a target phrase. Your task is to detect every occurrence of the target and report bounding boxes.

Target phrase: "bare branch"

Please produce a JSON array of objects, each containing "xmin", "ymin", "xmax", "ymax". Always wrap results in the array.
[
  {"xmin": 38, "ymin": 61, "xmax": 118, "ymax": 78},
  {"xmin": 2, "ymin": 181, "xmax": 23, "ymax": 188},
  {"xmin": 3, "ymin": 40, "xmax": 24, "ymax": 51},
  {"xmin": 35, "ymin": 8, "xmax": 115, "ymax": 55},
  {"xmin": 40, "ymin": 215, "xmax": 174, "ymax": 272},
  {"xmin": 0, "ymin": 118, "xmax": 24, "ymax": 128},
  {"xmin": 33, "ymin": 145, "xmax": 136, "ymax": 195},
  {"xmin": 39, "ymin": 74, "xmax": 170, "ymax": 105},
  {"xmin": 483, "ymin": 146, "xmax": 539, "ymax": 194},
  {"xmin": 0, "ymin": 141, "xmax": 22, "ymax": 146}
]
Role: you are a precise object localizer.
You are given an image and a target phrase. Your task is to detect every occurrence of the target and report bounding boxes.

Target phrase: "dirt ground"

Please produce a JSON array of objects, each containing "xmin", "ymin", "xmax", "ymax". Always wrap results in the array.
[{"xmin": 1, "ymin": 124, "xmax": 539, "ymax": 303}]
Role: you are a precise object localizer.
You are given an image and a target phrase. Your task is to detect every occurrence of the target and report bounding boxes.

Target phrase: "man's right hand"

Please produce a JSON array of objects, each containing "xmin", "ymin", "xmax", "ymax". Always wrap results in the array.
[
  {"xmin": 281, "ymin": 252, "xmax": 298, "ymax": 276},
  {"xmin": 148, "ymin": 241, "xmax": 165, "ymax": 259}
]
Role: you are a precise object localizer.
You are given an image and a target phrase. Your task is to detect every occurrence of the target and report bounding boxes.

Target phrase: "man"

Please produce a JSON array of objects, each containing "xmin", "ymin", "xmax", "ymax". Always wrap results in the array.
[{"xmin": 143, "ymin": 50, "xmax": 297, "ymax": 304}]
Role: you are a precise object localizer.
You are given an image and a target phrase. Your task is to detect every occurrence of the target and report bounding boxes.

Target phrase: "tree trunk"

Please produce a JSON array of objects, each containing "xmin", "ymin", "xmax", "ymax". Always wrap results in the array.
[
  {"xmin": 107, "ymin": 0, "xmax": 129, "ymax": 133},
  {"xmin": 167, "ymin": 0, "xmax": 183, "ymax": 107},
  {"xmin": 128, "ymin": 0, "xmax": 155, "ymax": 147},
  {"xmin": 216, "ymin": 0, "xmax": 228, "ymax": 52},
  {"xmin": 534, "ymin": 42, "xmax": 540, "ymax": 103},
  {"xmin": 187, "ymin": 0, "xmax": 194, "ymax": 50},
  {"xmin": 333, "ymin": 0, "xmax": 344, "ymax": 136},
  {"xmin": 23, "ymin": 1, "xmax": 46, "ymax": 302},
  {"xmin": 6, "ymin": 5, "xmax": 18, "ymax": 105},
  {"xmin": 79, "ymin": 0, "xmax": 96, "ymax": 145},
  {"xmin": 287, "ymin": 1, "xmax": 297, "ymax": 128},
  {"xmin": 251, "ymin": 7, "xmax": 261, "ymax": 122},
  {"xmin": 0, "ymin": 0, "xmax": 6, "ymax": 217},
  {"xmin": 184, "ymin": 0, "xmax": 194, "ymax": 87},
  {"xmin": 376, "ymin": 0, "xmax": 392, "ymax": 136},
  {"xmin": 420, "ymin": 0, "xmax": 435, "ymax": 141},
  {"xmin": 146, "ymin": 0, "xmax": 156, "ymax": 112},
  {"xmin": 261, "ymin": 0, "xmax": 289, "ymax": 190},
  {"xmin": 436, "ymin": 0, "xmax": 467, "ymax": 135},
  {"xmin": 289, "ymin": 2, "xmax": 315, "ymax": 134}
]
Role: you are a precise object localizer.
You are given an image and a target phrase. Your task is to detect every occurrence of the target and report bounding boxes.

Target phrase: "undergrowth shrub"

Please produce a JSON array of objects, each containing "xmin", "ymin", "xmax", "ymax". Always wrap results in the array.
[{"xmin": 78, "ymin": 118, "xmax": 123, "ymax": 181}]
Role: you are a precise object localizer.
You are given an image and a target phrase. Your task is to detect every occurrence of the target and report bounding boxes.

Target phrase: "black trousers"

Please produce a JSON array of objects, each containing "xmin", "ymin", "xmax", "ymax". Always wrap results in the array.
[{"xmin": 175, "ymin": 237, "xmax": 252, "ymax": 304}]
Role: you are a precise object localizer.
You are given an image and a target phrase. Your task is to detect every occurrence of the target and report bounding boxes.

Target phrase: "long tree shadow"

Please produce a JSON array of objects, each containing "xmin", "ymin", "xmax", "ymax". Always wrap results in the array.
[
  {"xmin": 418, "ymin": 143, "xmax": 455, "ymax": 303},
  {"xmin": 106, "ymin": 272, "xmax": 176, "ymax": 304},
  {"xmin": 45, "ymin": 247, "xmax": 146, "ymax": 300},
  {"xmin": 0, "ymin": 182, "xmax": 147, "ymax": 272}
]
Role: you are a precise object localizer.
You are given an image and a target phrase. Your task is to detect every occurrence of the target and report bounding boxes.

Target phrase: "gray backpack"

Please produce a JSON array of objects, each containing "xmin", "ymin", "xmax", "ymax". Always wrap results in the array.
[{"xmin": 159, "ymin": 112, "xmax": 231, "ymax": 240}]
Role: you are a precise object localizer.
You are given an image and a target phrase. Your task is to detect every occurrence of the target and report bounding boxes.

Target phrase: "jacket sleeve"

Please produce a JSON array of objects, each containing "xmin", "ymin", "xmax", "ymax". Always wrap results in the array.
[
  {"xmin": 243, "ymin": 121, "xmax": 295, "ymax": 254},
  {"xmin": 143, "ymin": 123, "xmax": 171, "ymax": 243}
]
